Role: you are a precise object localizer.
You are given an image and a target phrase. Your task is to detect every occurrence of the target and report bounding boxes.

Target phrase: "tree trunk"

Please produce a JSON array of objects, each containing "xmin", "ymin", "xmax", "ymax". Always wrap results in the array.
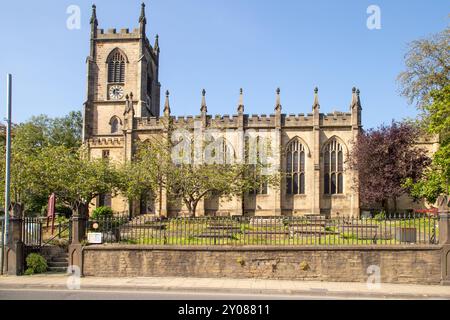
[
  {"xmin": 184, "ymin": 200, "xmax": 193, "ymax": 218},
  {"xmin": 128, "ymin": 200, "xmax": 133, "ymax": 220},
  {"xmin": 191, "ymin": 201, "xmax": 198, "ymax": 218},
  {"xmin": 392, "ymin": 197, "xmax": 398, "ymax": 214},
  {"xmin": 382, "ymin": 199, "xmax": 388, "ymax": 214},
  {"xmin": 159, "ymin": 185, "xmax": 163, "ymax": 217},
  {"xmin": 241, "ymin": 192, "xmax": 245, "ymax": 216},
  {"xmin": 72, "ymin": 202, "xmax": 89, "ymax": 219}
]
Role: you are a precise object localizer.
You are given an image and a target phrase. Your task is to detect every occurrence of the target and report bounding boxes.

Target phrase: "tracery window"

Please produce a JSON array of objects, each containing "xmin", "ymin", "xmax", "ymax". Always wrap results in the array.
[
  {"xmin": 324, "ymin": 139, "xmax": 344, "ymax": 195},
  {"xmin": 245, "ymin": 135, "xmax": 268, "ymax": 195},
  {"xmin": 107, "ymin": 49, "xmax": 126, "ymax": 83},
  {"xmin": 286, "ymin": 139, "xmax": 306, "ymax": 195}
]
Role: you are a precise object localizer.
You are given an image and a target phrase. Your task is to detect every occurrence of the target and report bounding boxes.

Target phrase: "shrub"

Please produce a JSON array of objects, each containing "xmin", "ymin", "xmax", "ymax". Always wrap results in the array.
[
  {"xmin": 374, "ymin": 210, "xmax": 387, "ymax": 221},
  {"xmin": 48, "ymin": 238, "xmax": 70, "ymax": 249},
  {"xmin": 91, "ymin": 206, "xmax": 114, "ymax": 220},
  {"xmin": 56, "ymin": 215, "xmax": 69, "ymax": 225},
  {"xmin": 25, "ymin": 253, "xmax": 48, "ymax": 275},
  {"xmin": 55, "ymin": 205, "xmax": 73, "ymax": 218}
]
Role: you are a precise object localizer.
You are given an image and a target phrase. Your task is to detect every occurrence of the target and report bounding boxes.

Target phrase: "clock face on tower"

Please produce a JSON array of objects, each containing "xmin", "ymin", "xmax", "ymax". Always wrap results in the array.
[{"xmin": 109, "ymin": 85, "xmax": 124, "ymax": 100}]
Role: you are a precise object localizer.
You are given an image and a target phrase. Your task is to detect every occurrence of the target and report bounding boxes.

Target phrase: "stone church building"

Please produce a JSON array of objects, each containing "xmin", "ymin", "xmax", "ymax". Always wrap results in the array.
[{"xmin": 82, "ymin": 4, "xmax": 436, "ymax": 218}]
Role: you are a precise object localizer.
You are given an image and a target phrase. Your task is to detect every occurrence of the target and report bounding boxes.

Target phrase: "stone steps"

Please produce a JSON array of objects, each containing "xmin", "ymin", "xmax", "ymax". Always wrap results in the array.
[
  {"xmin": 47, "ymin": 266, "xmax": 68, "ymax": 273},
  {"xmin": 46, "ymin": 254, "xmax": 68, "ymax": 273}
]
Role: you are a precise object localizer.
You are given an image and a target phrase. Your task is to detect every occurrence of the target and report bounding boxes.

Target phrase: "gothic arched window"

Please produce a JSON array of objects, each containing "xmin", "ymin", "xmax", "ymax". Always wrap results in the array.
[
  {"xmin": 207, "ymin": 137, "xmax": 235, "ymax": 165},
  {"xmin": 110, "ymin": 117, "xmax": 121, "ymax": 134},
  {"xmin": 107, "ymin": 49, "xmax": 126, "ymax": 83},
  {"xmin": 323, "ymin": 138, "xmax": 344, "ymax": 195},
  {"xmin": 245, "ymin": 135, "xmax": 268, "ymax": 195},
  {"xmin": 286, "ymin": 139, "xmax": 306, "ymax": 195}
]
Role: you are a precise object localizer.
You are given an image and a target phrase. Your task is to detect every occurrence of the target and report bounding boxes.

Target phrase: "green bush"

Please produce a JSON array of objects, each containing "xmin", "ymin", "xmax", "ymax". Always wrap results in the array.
[
  {"xmin": 55, "ymin": 205, "xmax": 73, "ymax": 218},
  {"xmin": 25, "ymin": 253, "xmax": 48, "ymax": 275},
  {"xmin": 56, "ymin": 215, "xmax": 69, "ymax": 225},
  {"xmin": 91, "ymin": 206, "xmax": 114, "ymax": 220},
  {"xmin": 374, "ymin": 210, "xmax": 387, "ymax": 221}
]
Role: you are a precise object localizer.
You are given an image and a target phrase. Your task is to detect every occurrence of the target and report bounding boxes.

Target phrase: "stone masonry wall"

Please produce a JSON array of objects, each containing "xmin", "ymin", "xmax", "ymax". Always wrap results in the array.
[{"xmin": 82, "ymin": 245, "xmax": 443, "ymax": 285}]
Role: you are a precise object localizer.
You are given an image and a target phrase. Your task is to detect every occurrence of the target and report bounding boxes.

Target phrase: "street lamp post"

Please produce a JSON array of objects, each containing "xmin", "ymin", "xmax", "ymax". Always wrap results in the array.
[{"xmin": 1, "ymin": 74, "xmax": 12, "ymax": 275}]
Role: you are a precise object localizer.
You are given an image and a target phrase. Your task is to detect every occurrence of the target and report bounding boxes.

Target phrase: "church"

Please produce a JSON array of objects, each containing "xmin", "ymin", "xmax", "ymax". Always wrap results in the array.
[{"xmin": 83, "ymin": 3, "xmax": 367, "ymax": 218}]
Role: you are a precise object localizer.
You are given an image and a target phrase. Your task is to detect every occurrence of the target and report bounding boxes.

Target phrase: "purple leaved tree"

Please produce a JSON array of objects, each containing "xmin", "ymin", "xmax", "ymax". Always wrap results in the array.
[{"xmin": 349, "ymin": 121, "xmax": 431, "ymax": 213}]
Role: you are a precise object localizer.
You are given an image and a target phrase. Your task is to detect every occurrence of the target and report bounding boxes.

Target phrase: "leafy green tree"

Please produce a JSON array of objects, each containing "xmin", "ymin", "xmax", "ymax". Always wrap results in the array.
[
  {"xmin": 169, "ymin": 162, "xmax": 279, "ymax": 217},
  {"xmin": 404, "ymin": 86, "xmax": 450, "ymax": 202},
  {"xmin": 33, "ymin": 145, "xmax": 120, "ymax": 217},
  {"xmin": 48, "ymin": 111, "xmax": 82, "ymax": 149},
  {"xmin": 117, "ymin": 137, "xmax": 172, "ymax": 215},
  {"xmin": 0, "ymin": 124, "xmax": 48, "ymax": 215},
  {"xmin": 398, "ymin": 26, "xmax": 449, "ymax": 109},
  {"xmin": 424, "ymin": 85, "xmax": 450, "ymax": 141},
  {"xmin": 397, "ymin": 24, "xmax": 450, "ymax": 204},
  {"xmin": 0, "ymin": 111, "xmax": 83, "ymax": 215},
  {"xmin": 118, "ymin": 135, "xmax": 280, "ymax": 217}
]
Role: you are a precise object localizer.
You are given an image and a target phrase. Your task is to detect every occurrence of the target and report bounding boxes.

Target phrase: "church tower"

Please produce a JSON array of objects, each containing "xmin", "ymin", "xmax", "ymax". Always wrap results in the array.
[{"xmin": 83, "ymin": 3, "xmax": 161, "ymax": 141}]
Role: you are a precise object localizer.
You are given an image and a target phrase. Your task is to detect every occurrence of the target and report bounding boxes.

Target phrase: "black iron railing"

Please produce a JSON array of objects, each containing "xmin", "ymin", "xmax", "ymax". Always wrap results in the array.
[
  {"xmin": 43, "ymin": 220, "xmax": 72, "ymax": 246},
  {"xmin": 84, "ymin": 213, "xmax": 439, "ymax": 246}
]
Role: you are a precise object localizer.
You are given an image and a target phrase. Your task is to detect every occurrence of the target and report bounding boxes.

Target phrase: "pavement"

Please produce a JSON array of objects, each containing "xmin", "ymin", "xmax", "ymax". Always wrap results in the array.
[{"xmin": 0, "ymin": 274, "xmax": 449, "ymax": 299}]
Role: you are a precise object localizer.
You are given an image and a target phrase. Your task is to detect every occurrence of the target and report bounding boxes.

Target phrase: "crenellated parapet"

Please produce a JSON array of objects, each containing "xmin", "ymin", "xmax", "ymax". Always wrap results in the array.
[
  {"xmin": 415, "ymin": 134, "xmax": 440, "ymax": 144},
  {"xmin": 283, "ymin": 114, "xmax": 314, "ymax": 127},
  {"xmin": 171, "ymin": 115, "xmax": 198, "ymax": 128},
  {"xmin": 87, "ymin": 137, "xmax": 124, "ymax": 147},
  {"xmin": 133, "ymin": 110, "xmax": 355, "ymax": 131},
  {"xmin": 132, "ymin": 87, "xmax": 360, "ymax": 131},
  {"xmin": 321, "ymin": 112, "xmax": 353, "ymax": 127},
  {"xmin": 246, "ymin": 114, "xmax": 276, "ymax": 128},
  {"xmin": 137, "ymin": 117, "xmax": 160, "ymax": 128},
  {"xmin": 210, "ymin": 115, "xmax": 239, "ymax": 129}
]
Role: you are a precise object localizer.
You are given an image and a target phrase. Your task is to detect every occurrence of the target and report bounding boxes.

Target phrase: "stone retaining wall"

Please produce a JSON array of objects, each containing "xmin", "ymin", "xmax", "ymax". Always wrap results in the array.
[{"xmin": 82, "ymin": 245, "xmax": 443, "ymax": 285}]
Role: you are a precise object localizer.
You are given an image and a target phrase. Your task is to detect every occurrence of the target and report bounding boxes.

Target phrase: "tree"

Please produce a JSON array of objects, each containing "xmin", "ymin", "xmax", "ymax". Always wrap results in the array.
[
  {"xmin": 397, "ymin": 25, "xmax": 450, "ymax": 204},
  {"xmin": 0, "ymin": 122, "xmax": 49, "ymax": 215},
  {"xmin": 397, "ymin": 26, "xmax": 450, "ymax": 109},
  {"xmin": 0, "ymin": 112, "xmax": 82, "ymax": 214},
  {"xmin": 0, "ymin": 111, "xmax": 83, "ymax": 215},
  {"xmin": 48, "ymin": 111, "xmax": 82, "ymax": 149},
  {"xmin": 34, "ymin": 145, "xmax": 119, "ymax": 217},
  {"xmin": 349, "ymin": 121, "xmax": 431, "ymax": 212},
  {"xmin": 117, "ymin": 144, "xmax": 161, "ymax": 215},
  {"xmin": 167, "ymin": 163, "xmax": 246, "ymax": 217},
  {"xmin": 118, "ymin": 135, "xmax": 280, "ymax": 217},
  {"xmin": 404, "ymin": 86, "xmax": 450, "ymax": 202}
]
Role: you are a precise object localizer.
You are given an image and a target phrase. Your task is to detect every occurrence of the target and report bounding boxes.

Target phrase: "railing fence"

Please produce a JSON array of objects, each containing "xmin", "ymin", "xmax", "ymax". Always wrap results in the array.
[
  {"xmin": 84, "ymin": 213, "xmax": 439, "ymax": 246},
  {"xmin": 22, "ymin": 217, "xmax": 42, "ymax": 247}
]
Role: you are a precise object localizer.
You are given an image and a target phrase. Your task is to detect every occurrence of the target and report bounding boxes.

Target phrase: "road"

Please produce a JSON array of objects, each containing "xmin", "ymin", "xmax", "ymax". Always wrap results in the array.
[{"xmin": 0, "ymin": 288, "xmax": 350, "ymax": 300}]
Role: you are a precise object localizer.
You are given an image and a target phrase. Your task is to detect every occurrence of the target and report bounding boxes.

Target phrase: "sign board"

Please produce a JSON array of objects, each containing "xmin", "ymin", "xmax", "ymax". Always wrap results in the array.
[{"xmin": 87, "ymin": 232, "xmax": 102, "ymax": 244}]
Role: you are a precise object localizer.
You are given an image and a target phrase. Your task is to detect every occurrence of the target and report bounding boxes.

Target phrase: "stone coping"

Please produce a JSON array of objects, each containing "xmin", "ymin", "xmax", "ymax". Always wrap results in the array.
[{"xmin": 83, "ymin": 244, "xmax": 443, "ymax": 252}]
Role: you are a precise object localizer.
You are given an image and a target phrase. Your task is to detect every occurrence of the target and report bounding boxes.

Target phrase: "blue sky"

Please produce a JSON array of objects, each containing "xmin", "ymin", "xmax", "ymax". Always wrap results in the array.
[{"xmin": 0, "ymin": 0, "xmax": 448, "ymax": 129}]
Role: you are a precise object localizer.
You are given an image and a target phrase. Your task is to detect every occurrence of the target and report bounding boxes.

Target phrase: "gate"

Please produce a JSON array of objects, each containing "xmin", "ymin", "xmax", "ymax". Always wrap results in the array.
[
  {"xmin": 22, "ymin": 217, "xmax": 43, "ymax": 247},
  {"xmin": 22, "ymin": 217, "xmax": 43, "ymax": 266}
]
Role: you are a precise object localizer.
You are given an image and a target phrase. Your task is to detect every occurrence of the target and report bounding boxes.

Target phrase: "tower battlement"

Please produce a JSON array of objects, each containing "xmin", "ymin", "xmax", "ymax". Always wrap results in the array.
[{"xmin": 96, "ymin": 28, "xmax": 143, "ymax": 39}]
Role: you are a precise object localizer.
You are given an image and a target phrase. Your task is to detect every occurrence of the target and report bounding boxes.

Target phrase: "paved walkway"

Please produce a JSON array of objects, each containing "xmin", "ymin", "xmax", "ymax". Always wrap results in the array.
[{"xmin": 0, "ymin": 274, "xmax": 449, "ymax": 299}]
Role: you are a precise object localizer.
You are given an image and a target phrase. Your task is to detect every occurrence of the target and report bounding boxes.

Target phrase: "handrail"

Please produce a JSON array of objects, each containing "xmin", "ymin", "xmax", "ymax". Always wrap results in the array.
[{"xmin": 43, "ymin": 223, "xmax": 71, "ymax": 246}]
